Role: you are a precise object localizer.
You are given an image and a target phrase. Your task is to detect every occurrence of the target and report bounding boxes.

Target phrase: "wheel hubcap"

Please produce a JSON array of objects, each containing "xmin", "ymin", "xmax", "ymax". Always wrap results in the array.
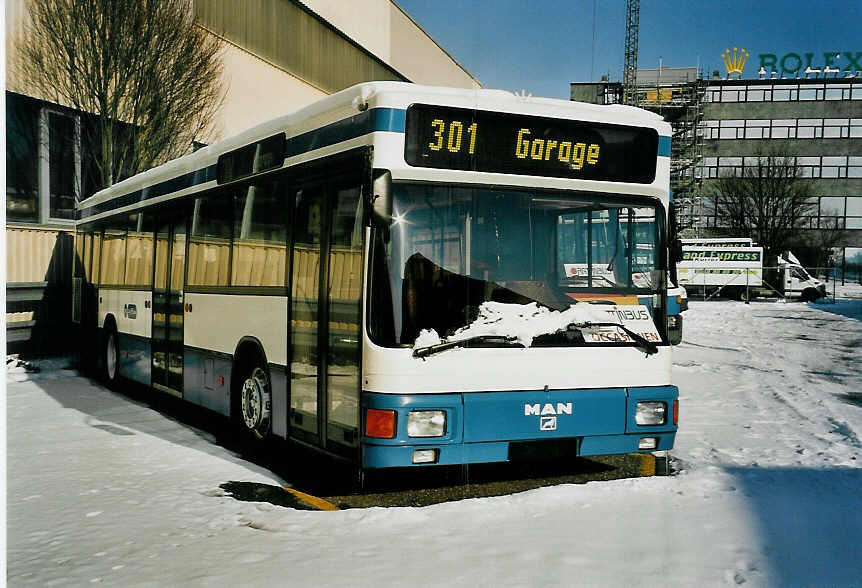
[{"xmin": 241, "ymin": 367, "xmax": 270, "ymax": 436}]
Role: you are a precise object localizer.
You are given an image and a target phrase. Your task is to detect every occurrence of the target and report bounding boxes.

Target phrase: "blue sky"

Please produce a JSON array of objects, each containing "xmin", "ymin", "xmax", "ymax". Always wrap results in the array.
[{"xmin": 396, "ymin": 0, "xmax": 862, "ymax": 99}]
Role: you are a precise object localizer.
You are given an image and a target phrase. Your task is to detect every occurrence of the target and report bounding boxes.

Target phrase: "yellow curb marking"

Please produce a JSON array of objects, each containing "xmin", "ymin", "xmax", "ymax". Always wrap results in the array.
[
  {"xmin": 635, "ymin": 453, "xmax": 656, "ymax": 476},
  {"xmin": 282, "ymin": 487, "xmax": 339, "ymax": 511}
]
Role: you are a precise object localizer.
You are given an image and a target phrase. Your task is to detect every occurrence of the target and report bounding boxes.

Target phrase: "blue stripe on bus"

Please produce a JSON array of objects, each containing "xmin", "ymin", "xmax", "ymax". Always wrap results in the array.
[
  {"xmin": 285, "ymin": 107, "xmax": 406, "ymax": 158},
  {"xmin": 79, "ymin": 165, "xmax": 218, "ymax": 220},
  {"xmin": 658, "ymin": 136, "xmax": 671, "ymax": 157}
]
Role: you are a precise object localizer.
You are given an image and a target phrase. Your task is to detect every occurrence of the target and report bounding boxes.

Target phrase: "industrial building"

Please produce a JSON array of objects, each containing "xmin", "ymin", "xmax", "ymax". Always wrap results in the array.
[{"xmin": 5, "ymin": 0, "xmax": 479, "ymax": 351}]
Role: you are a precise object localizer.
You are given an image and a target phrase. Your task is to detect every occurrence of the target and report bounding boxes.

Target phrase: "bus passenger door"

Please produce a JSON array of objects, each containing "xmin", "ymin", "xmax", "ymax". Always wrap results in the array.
[
  {"xmin": 289, "ymin": 178, "xmax": 363, "ymax": 457},
  {"xmin": 289, "ymin": 186, "xmax": 324, "ymax": 442},
  {"xmin": 152, "ymin": 219, "xmax": 186, "ymax": 396}
]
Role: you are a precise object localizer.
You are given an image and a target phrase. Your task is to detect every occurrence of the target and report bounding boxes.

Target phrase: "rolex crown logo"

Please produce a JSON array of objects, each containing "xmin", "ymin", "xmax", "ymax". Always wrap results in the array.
[{"xmin": 722, "ymin": 47, "xmax": 749, "ymax": 76}]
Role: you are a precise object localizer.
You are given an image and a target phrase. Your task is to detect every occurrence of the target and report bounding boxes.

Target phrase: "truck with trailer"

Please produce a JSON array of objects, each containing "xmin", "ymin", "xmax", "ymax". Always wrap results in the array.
[{"xmin": 677, "ymin": 238, "xmax": 825, "ymax": 301}]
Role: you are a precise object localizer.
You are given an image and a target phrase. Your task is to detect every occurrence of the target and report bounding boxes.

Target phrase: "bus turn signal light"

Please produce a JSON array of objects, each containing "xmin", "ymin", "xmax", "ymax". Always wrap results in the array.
[
  {"xmin": 674, "ymin": 399, "xmax": 679, "ymax": 425},
  {"xmin": 366, "ymin": 409, "xmax": 396, "ymax": 439}
]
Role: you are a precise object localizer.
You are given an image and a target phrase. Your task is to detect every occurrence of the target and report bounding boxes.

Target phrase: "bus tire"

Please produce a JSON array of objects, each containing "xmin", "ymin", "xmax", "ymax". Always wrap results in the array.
[
  {"xmin": 102, "ymin": 323, "xmax": 120, "ymax": 389},
  {"xmin": 800, "ymin": 288, "xmax": 819, "ymax": 302},
  {"xmin": 236, "ymin": 361, "xmax": 272, "ymax": 441}
]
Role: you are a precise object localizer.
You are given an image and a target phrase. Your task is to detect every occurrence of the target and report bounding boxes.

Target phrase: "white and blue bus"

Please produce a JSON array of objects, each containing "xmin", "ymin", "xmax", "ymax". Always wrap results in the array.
[{"xmin": 74, "ymin": 82, "xmax": 678, "ymax": 470}]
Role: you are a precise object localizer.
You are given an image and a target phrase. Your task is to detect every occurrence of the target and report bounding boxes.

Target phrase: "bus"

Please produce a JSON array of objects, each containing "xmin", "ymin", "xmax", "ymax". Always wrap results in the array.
[{"xmin": 74, "ymin": 82, "xmax": 679, "ymax": 471}]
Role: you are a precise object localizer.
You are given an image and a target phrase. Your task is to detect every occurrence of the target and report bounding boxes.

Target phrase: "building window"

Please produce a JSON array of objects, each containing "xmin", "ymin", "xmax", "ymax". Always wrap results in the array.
[
  {"xmin": 45, "ymin": 111, "xmax": 80, "ymax": 221},
  {"xmin": 6, "ymin": 94, "xmax": 40, "ymax": 222},
  {"xmin": 824, "ymin": 118, "xmax": 849, "ymax": 138},
  {"xmin": 825, "ymin": 85, "xmax": 850, "ymax": 100},
  {"xmin": 846, "ymin": 198, "xmax": 862, "ymax": 229},
  {"xmin": 704, "ymin": 118, "xmax": 862, "ymax": 142},
  {"xmin": 705, "ymin": 82, "xmax": 862, "ymax": 103},
  {"xmin": 5, "ymin": 93, "xmax": 84, "ymax": 225}
]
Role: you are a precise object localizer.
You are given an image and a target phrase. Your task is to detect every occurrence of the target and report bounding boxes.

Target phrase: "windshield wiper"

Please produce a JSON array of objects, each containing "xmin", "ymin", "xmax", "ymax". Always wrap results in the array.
[
  {"xmin": 413, "ymin": 335, "xmax": 522, "ymax": 359},
  {"xmin": 568, "ymin": 321, "xmax": 659, "ymax": 356}
]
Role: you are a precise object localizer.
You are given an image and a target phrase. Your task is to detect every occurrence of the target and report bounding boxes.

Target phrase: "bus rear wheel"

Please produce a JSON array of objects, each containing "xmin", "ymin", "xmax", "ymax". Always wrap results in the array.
[
  {"xmin": 102, "ymin": 326, "xmax": 120, "ymax": 389},
  {"xmin": 238, "ymin": 365, "xmax": 272, "ymax": 441}
]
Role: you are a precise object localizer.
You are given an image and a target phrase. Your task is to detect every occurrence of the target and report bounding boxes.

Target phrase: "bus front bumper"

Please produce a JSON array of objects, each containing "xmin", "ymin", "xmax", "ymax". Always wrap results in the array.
[{"xmin": 360, "ymin": 386, "xmax": 678, "ymax": 469}]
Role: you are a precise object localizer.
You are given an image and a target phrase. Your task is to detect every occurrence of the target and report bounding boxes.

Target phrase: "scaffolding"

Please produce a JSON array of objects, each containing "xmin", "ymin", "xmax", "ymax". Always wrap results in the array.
[{"xmin": 637, "ymin": 70, "xmax": 706, "ymax": 233}]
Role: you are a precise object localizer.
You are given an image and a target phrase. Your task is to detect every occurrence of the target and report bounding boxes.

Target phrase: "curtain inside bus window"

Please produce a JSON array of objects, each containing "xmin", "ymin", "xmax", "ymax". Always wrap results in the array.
[
  {"xmin": 124, "ymin": 213, "xmax": 154, "ymax": 287},
  {"xmin": 83, "ymin": 233, "xmax": 93, "ymax": 283},
  {"xmin": 91, "ymin": 232, "xmax": 102, "ymax": 285},
  {"xmin": 232, "ymin": 180, "xmax": 287, "ymax": 287},
  {"xmin": 169, "ymin": 226, "xmax": 186, "ymax": 294},
  {"xmin": 100, "ymin": 224, "xmax": 127, "ymax": 286},
  {"xmin": 189, "ymin": 195, "xmax": 232, "ymax": 287}
]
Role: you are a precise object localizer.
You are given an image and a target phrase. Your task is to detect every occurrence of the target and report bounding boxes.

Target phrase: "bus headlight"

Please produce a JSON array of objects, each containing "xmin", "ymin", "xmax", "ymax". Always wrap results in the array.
[
  {"xmin": 635, "ymin": 401, "xmax": 667, "ymax": 426},
  {"xmin": 407, "ymin": 410, "xmax": 446, "ymax": 437}
]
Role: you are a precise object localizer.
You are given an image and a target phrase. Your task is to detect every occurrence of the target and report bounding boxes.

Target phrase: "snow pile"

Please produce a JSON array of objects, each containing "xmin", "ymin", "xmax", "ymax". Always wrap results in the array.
[
  {"xmin": 413, "ymin": 328, "xmax": 442, "ymax": 347},
  {"xmin": 6, "ymin": 354, "xmax": 40, "ymax": 375},
  {"xmin": 414, "ymin": 300, "xmax": 612, "ymax": 349}
]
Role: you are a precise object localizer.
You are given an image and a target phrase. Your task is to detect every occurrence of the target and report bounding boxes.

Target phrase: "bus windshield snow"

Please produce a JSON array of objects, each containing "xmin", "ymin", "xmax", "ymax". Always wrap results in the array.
[{"xmin": 367, "ymin": 184, "xmax": 664, "ymax": 349}]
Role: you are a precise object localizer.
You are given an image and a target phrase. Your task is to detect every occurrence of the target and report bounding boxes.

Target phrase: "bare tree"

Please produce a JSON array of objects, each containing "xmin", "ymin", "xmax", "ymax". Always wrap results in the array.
[
  {"xmin": 711, "ymin": 144, "xmax": 816, "ymax": 257},
  {"xmin": 17, "ymin": 0, "xmax": 224, "ymax": 194},
  {"xmin": 796, "ymin": 213, "xmax": 845, "ymax": 272}
]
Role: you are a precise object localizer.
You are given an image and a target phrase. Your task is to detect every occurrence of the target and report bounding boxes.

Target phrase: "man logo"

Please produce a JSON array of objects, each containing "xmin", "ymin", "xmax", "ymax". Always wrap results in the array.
[
  {"xmin": 525, "ymin": 402, "xmax": 572, "ymax": 431},
  {"xmin": 722, "ymin": 47, "xmax": 749, "ymax": 78},
  {"xmin": 540, "ymin": 416, "xmax": 557, "ymax": 431},
  {"xmin": 524, "ymin": 402, "xmax": 572, "ymax": 416}
]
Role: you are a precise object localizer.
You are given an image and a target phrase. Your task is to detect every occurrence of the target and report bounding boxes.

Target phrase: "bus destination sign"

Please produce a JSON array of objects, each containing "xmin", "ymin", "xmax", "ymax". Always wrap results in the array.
[{"xmin": 404, "ymin": 104, "xmax": 658, "ymax": 183}]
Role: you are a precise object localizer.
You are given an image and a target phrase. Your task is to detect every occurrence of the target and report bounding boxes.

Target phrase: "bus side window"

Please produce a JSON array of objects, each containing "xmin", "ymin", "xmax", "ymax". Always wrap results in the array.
[
  {"xmin": 188, "ymin": 195, "xmax": 232, "ymax": 287},
  {"xmin": 124, "ymin": 213, "xmax": 153, "ymax": 288},
  {"xmin": 232, "ymin": 180, "xmax": 287, "ymax": 287},
  {"xmin": 100, "ymin": 221, "xmax": 127, "ymax": 286}
]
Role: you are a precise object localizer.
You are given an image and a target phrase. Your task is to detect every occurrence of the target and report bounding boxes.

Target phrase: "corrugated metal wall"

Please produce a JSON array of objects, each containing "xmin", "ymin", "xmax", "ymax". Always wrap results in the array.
[
  {"xmin": 6, "ymin": 227, "xmax": 75, "ymax": 354},
  {"xmin": 6, "ymin": 227, "xmax": 73, "ymax": 284},
  {"xmin": 194, "ymin": 0, "xmax": 407, "ymax": 94}
]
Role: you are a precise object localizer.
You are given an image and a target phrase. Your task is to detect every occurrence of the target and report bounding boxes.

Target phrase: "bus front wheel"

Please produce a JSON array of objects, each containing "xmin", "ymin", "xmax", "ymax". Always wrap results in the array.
[{"xmin": 238, "ymin": 365, "xmax": 272, "ymax": 441}]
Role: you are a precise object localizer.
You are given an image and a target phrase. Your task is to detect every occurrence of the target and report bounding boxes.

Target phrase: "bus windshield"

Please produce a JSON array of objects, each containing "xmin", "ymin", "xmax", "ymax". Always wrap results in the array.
[{"xmin": 368, "ymin": 184, "xmax": 663, "ymax": 347}]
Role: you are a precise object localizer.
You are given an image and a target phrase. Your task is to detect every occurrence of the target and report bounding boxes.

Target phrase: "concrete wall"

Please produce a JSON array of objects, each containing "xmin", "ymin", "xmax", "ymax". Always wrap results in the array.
[
  {"xmin": 300, "ymin": 0, "xmax": 393, "ymax": 64},
  {"xmin": 302, "ymin": 0, "xmax": 480, "ymax": 90},
  {"xmin": 215, "ymin": 42, "xmax": 328, "ymax": 139}
]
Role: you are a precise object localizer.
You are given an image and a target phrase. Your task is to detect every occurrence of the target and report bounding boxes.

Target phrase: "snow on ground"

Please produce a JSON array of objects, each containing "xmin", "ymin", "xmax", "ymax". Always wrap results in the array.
[{"xmin": 6, "ymin": 284, "xmax": 862, "ymax": 587}]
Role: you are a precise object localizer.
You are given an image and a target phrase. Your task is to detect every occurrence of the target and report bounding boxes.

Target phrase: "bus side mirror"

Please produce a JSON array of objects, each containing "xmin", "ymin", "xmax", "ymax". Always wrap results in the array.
[
  {"xmin": 371, "ymin": 169, "xmax": 392, "ymax": 227},
  {"xmin": 671, "ymin": 238, "xmax": 684, "ymax": 263}
]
